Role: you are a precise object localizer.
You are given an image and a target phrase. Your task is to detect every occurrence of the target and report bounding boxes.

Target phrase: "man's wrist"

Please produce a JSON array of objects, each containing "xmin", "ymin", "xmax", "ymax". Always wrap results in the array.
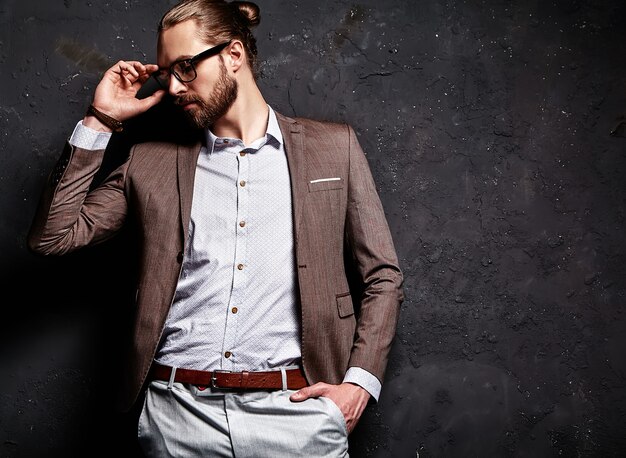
[
  {"xmin": 85, "ymin": 104, "xmax": 124, "ymax": 132},
  {"xmin": 82, "ymin": 115, "xmax": 114, "ymax": 133},
  {"xmin": 343, "ymin": 367, "xmax": 382, "ymax": 401}
]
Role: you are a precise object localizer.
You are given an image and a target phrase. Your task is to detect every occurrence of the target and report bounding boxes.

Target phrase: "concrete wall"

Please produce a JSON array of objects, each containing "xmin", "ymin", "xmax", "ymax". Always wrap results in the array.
[{"xmin": 1, "ymin": 0, "xmax": 625, "ymax": 456}]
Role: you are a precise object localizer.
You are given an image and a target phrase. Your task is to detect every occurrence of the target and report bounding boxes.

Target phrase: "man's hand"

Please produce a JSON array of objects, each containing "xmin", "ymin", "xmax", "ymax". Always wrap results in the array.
[
  {"xmin": 290, "ymin": 382, "xmax": 371, "ymax": 434},
  {"xmin": 88, "ymin": 60, "xmax": 166, "ymax": 126}
]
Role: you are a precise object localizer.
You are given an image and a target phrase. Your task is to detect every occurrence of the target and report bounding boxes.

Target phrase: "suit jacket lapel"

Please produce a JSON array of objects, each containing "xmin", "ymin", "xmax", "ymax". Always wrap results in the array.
[
  {"xmin": 277, "ymin": 112, "xmax": 306, "ymax": 249},
  {"xmin": 177, "ymin": 141, "xmax": 202, "ymax": 247}
]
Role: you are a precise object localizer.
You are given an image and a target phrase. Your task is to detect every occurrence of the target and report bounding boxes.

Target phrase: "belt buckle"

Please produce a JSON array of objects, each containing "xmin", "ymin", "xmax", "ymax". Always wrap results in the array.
[{"xmin": 211, "ymin": 369, "xmax": 233, "ymax": 389}]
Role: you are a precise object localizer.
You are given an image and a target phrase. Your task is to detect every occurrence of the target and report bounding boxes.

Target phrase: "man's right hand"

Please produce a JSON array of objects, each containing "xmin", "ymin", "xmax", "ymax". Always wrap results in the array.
[{"xmin": 84, "ymin": 60, "xmax": 166, "ymax": 131}]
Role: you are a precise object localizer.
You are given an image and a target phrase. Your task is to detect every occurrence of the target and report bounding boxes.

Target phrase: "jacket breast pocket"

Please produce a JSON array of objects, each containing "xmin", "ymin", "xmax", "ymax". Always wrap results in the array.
[{"xmin": 308, "ymin": 178, "xmax": 344, "ymax": 192}]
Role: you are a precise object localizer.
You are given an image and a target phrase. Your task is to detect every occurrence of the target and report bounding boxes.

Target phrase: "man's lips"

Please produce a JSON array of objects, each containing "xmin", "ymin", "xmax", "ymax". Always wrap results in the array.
[
  {"xmin": 176, "ymin": 98, "xmax": 198, "ymax": 110},
  {"xmin": 178, "ymin": 101, "xmax": 197, "ymax": 110}
]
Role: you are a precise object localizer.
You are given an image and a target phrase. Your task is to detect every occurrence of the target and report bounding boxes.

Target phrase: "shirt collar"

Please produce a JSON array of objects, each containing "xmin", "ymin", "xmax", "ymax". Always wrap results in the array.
[
  {"xmin": 265, "ymin": 105, "xmax": 284, "ymax": 147},
  {"xmin": 205, "ymin": 105, "xmax": 283, "ymax": 154}
]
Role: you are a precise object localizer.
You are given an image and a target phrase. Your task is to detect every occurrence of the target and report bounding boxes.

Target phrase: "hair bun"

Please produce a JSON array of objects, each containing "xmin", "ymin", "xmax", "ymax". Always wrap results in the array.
[{"xmin": 232, "ymin": 1, "xmax": 260, "ymax": 27}]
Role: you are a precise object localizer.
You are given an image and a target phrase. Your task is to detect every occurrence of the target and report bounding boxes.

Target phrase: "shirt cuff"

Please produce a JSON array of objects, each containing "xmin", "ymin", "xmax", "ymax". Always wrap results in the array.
[
  {"xmin": 68, "ymin": 120, "xmax": 112, "ymax": 150},
  {"xmin": 342, "ymin": 367, "xmax": 382, "ymax": 402}
]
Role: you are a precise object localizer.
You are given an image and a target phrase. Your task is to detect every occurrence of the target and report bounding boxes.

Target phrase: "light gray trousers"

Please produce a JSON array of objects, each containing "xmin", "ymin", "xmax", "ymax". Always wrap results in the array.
[{"xmin": 137, "ymin": 380, "xmax": 349, "ymax": 457}]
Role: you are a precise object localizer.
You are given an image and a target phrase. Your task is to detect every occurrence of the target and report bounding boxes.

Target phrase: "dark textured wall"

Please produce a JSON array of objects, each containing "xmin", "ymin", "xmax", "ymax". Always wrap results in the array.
[{"xmin": 1, "ymin": 0, "xmax": 625, "ymax": 456}]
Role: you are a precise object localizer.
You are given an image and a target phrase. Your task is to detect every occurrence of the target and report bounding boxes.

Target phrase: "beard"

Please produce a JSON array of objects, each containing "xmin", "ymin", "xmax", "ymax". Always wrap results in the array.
[{"xmin": 176, "ymin": 58, "xmax": 238, "ymax": 130}]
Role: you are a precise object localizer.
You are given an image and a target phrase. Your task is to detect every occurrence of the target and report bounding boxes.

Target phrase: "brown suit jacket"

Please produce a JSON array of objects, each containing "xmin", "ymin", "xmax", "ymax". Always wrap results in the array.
[{"xmin": 28, "ymin": 112, "xmax": 404, "ymax": 411}]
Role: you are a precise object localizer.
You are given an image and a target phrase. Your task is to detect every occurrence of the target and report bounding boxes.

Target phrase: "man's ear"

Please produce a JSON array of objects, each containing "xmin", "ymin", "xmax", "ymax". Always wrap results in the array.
[{"xmin": 225, "ymin": 40, "xmax": 245, "ymax": 73}]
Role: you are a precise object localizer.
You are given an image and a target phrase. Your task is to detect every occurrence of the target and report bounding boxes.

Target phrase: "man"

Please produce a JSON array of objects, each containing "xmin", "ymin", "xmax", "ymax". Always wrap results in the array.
[{"xmin": 28, "ymin": 0, "xmax": 403, "ymax": 456}]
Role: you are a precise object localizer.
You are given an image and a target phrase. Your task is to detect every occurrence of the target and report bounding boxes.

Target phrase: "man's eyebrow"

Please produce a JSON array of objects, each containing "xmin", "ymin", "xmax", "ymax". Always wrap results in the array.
[
  {"xmin": 158, "ymin": 55, "xmax": 195, "ymax": 69},
  {"xmin": 159, "ymin": 54, "xmax": 193, "ymax": 70},
  {"xmin": 173, "ymin": 54, "xmax": 195, "ymax": 62}
]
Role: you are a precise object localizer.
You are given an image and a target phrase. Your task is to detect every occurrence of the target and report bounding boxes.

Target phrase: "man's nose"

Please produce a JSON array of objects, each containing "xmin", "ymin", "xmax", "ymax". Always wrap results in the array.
[{"xmin": 168, "ymin": 75, "xmax": 187, "ymax": 96}]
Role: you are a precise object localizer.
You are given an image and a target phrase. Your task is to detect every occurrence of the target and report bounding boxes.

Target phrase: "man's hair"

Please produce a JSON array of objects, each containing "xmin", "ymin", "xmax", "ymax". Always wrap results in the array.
[{"xmin": 159, "ymin": 0, "xmax": 261, "ymax": 79}]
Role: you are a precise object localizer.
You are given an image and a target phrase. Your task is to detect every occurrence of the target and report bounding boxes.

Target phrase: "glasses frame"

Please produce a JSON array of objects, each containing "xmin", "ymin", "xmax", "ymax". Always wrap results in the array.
[{"xmin": 155, "ymin": 40, "xmax": 232, "ymax": 87}]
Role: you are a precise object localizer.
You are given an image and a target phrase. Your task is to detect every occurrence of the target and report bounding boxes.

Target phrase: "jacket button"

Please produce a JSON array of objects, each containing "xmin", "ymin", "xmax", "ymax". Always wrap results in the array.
[{"xmin": 177, "ymin": 251, "xmax": 184, "ymax": 263}]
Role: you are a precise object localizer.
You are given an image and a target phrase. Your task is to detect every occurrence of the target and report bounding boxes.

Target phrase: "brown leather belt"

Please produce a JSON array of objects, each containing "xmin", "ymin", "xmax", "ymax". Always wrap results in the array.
[{"xmin": 149, "ymin": 364, "xmax": 308, "ymax": 390}]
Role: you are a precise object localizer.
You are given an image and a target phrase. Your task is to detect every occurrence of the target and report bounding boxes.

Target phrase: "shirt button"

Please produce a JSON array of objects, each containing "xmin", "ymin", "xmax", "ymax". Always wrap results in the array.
[
  {"xmin": 239, "ymin": 180, "xmax": 246, "ymax": 187},
  {"xmin": 239, "ymin": 151, "xmax": 246, "ymax": 157},
  {"xmin": 223, "ymin": 139, "xmax": 229, "ymax": 144},
  {"xmin": 237, "ymin": 263, "xmax": 244, "ymax": 270},
  {"xmin": 232, "ymin": 307, "xmax": 238, "ymax": 314},
  {"xmin": 239, "ymin": 221, "xmax": 246, "ymax": 227},
  {"xmin": 224, "ymin": 351, "xmax": 232, "ymax": 358}
]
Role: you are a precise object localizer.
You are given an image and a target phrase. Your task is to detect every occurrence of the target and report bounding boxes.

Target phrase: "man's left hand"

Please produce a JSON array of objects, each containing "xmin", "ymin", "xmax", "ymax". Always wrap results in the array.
[{"xmin": 290, "ymin": 382, "xmax": 371, "ymax": 434}]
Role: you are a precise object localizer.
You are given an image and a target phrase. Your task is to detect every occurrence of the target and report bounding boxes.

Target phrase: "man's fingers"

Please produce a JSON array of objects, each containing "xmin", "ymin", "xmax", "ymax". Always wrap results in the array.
[
  {"xmin": 139, "ymin": 64, "xmax": 161, "ymax": 82},
  {"xmin": 290, "ymin": 382, "xmax": 329, "ymax": 401},
  {"xmin": 108, "ymin": 61, "xmax": 161, "ymax": 83},
  {"xmin": 144, "ymin": 64, "xmax": 160, "ymax": 74},
  {"xmin": 138, "ymin": 89, "xmax": 166, "ymax": 111},
  {"xmin": 131, "ymin": 61, "xmax": 145, "ymax": 72},
  {"xmin": 111, "ymin": 60, "xmax": 144, "ymax": 83}
]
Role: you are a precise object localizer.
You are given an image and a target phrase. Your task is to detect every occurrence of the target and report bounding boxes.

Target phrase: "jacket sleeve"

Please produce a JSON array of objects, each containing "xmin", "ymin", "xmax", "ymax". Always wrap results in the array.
[
  {"xmin": 344, "ymin": 124, "xmax": 404, "ymax": 384},
  {"xmin": 28, "ymin": 142, "xmax": 130, "ymax": 255}
]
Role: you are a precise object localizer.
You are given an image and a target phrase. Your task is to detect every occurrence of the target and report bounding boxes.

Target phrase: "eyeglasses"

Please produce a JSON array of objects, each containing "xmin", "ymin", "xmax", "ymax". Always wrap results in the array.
[{"xmin": 154, "ymin": 40, "xmax": 231, "ymax": 88}]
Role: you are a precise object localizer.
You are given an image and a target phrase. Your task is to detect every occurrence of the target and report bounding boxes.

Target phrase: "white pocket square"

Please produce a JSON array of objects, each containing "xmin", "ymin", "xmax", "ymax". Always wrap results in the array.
[{"xmin": 309, "ymin": 177, "xmax": 341, "ymax": 184}]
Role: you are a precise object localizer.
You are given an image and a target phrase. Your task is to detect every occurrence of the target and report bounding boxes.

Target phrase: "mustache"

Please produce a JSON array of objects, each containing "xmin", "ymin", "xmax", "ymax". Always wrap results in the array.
[{"xmin": 175, "ymin": 95, "xmax": 203, "ymax": 106}]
